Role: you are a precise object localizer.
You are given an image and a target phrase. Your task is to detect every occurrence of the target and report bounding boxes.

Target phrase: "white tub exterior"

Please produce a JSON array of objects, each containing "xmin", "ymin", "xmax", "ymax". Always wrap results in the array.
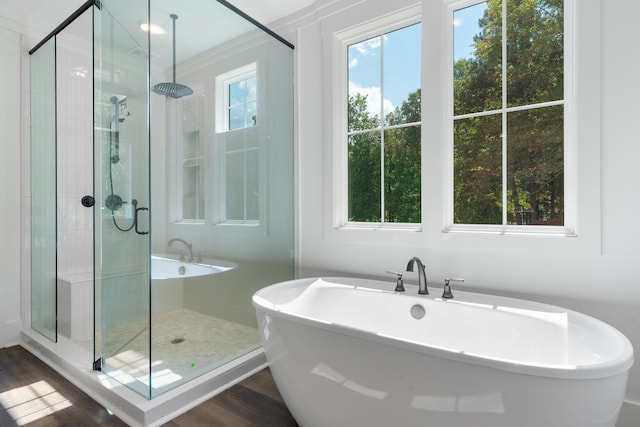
[{"xmin": 253, "ymin": 277, "xmax": 634, "ymax": 427}]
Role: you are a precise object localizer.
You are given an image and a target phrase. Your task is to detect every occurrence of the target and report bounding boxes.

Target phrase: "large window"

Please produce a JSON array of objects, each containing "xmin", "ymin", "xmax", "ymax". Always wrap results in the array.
[
  {"xmin": 215, "ymin": 63, "xmax": 260, "ymax": 224},
  {"xmin": 170, "ymin": 93, "xmax": 206, "ymax": 223},
  {"xmin": 450, "ymin": 0, "xmax": 566, "ymax": 228},
  {"xmin": 344, "ymin": 19, "xmax": 422, "ymax": 224}
]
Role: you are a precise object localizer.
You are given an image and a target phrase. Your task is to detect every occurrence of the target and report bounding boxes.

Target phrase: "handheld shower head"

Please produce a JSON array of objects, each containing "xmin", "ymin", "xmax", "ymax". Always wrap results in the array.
[{"xmin": 111, "ymin": 95, "xmax": 129, "ymax": 123}]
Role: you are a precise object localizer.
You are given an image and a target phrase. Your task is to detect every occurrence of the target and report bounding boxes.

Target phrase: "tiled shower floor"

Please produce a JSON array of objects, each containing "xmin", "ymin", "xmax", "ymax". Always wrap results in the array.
[{"xmin": 103, "ymin": 309, "xmax": 261, "ymax": 394}]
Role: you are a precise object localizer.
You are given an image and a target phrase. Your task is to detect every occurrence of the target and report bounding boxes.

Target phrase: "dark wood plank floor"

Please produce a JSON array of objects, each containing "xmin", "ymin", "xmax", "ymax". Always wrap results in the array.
[{"xmin": 0, "ymin": 346, "xmax": 298, "ymax": 427}]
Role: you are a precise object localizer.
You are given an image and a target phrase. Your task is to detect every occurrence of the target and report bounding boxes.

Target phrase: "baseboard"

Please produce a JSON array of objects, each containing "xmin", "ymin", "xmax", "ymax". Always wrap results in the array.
[{"xmin": 0, "ymin": 319, "xmax": 22, "ymax": 348}]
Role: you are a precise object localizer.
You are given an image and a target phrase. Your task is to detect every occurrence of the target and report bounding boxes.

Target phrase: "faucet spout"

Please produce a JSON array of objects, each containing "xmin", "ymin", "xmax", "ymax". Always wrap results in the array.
[
  {"xmin": 406, "ymin": 256, "xmax": 428, "ymax": 295},
  {"xmin": 167, "ymin": 238, "xmax": 194, "ymax": 262}
]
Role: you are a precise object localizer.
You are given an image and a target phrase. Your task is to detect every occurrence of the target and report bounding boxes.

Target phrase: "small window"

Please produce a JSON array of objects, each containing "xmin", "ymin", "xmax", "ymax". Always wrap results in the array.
[
  {"xmin": 344, "ymin": 21, "xmax": 422, "ymax": 224},
  {"xmin": 450, "ymin": 0, "xmax": 566, "ymax": 228},
  {"xmin": 216, "ymin": 63, "xmax": 257, "ymax": 133},
  {"xmin": 228, "ymin": 75, "xmax": 257, "ymax": 131}
]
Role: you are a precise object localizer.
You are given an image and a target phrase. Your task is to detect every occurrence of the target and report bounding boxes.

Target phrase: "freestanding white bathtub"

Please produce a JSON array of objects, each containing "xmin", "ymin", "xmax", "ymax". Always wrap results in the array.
[{"xmin": 253, "ymin": 277, "xmax": 634, "ymax": 427}]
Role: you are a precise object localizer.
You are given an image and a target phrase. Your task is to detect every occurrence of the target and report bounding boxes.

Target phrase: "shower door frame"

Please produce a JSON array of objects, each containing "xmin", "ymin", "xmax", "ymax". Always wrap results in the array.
[{"xmin": 92, "ymin": 0, "xmax": 153, "ymax": 398}]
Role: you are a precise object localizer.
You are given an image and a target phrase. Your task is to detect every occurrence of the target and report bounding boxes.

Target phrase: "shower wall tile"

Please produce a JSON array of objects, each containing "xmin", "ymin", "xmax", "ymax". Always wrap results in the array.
[{"xmin": 56, "ymin": 39, "xmax": 93, "ymax": 280}]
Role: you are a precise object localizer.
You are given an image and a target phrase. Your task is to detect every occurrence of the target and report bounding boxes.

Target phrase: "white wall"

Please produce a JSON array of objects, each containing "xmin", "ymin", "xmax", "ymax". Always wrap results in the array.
[
  {"xmin": 0, "ymin": 25, "xmax": 23, "ymax": 347},
  {"xmin": 271, "ymin": 0, "xmax": 640, "ymax": 423}
]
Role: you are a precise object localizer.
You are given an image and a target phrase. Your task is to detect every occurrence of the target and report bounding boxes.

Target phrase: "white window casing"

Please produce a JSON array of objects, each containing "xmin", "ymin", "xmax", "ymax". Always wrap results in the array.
[
  {"xmin": 444, "ymin": 0, "xmax": 576, "ymax": 236},
  {"xmin": 332, "ymin": 5, "xmax": 423, "ymax": 231},
  {"xmin": 321, "ymin": 0, "xmax": 600, "ymax": 255}
]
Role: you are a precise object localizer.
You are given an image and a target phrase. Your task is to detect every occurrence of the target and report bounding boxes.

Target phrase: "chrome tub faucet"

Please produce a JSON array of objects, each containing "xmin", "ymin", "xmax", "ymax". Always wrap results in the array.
[
  {"xmin": 167, "ymin": 238, "xmax": 194, "ymax": 262},
  {"xmin": 406, "ymin": 256, "xmax": 428, "ymax": 295}
]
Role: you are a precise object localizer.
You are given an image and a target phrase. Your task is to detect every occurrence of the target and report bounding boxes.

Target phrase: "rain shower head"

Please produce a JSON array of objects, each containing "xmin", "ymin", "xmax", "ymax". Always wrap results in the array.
[
  {"xmin": 153, "ymin": 81, "xmax": 193, "ymax": 98},
  {"xmin": 152, "ymin": 14, "xmax": 193, "ymax": 99}
]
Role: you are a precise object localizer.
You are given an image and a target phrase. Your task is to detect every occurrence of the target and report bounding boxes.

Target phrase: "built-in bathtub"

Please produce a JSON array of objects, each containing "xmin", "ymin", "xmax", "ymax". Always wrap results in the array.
[
  {"xmin": 151, "ymin": 255, "xmax": 237, "ymax": 315},
  {"xmin": 57, "ymin": 256, "xmax": 237, "ymax": 336},
  {"xmin": 253, "ymin": 277, "xmax": 634, "ymax": 427},
  {"xmin": 151, "ymin": 254, "xmax": 236, "ymax": 280}
]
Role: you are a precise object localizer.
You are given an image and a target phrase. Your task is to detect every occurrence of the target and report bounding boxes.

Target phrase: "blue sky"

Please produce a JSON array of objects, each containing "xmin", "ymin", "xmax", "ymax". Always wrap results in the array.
[
  {"xmin": 454, "ymin": 2, "xmax": 487, "ymax": 61},
  {"xmin": 348, "ymin": 23, "xmax": 421, "ymax": 118},
  {"xmin": 348, "ymin": 4, "xmax": 486, "ymax": 119}
]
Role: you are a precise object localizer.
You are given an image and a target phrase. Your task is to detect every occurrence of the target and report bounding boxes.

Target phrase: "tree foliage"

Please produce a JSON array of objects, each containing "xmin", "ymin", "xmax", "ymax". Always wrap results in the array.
[
  {"xmin": 348, "ymin": 0, "xmax": 564, "ymax": 225},
  {"xmin": 348, "ymin": 93, "xmax": 381, "ymax": 221},
  {"xmin": 348, "ymin": 91, "xmax": 421, "ymax": 223},
  {"xmin": 454, "ymin": 0, "xmax": 564, "ymax": 225}
]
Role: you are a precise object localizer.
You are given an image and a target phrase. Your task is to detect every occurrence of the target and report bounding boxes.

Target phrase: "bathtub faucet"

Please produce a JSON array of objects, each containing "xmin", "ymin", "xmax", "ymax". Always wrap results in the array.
[
  {"xmin": 406, "ymin": 257, "xmax": 428, "ymax": 295},
  {"xmin": 167, "ymin": 238, "xmax": 194, "ymax": 262}
]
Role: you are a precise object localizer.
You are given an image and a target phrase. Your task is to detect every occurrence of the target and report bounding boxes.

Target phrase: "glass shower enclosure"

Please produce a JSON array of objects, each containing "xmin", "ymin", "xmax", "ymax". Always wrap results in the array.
[{"xmin": 29, "ymin": 0, "xmax": 294, "ymax": 400}]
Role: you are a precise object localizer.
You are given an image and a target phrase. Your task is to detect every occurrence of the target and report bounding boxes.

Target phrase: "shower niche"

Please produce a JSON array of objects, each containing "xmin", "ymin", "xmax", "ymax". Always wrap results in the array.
[{"xmin": 29, "ymin": 0, "xmax": 293, "ymax": 402}]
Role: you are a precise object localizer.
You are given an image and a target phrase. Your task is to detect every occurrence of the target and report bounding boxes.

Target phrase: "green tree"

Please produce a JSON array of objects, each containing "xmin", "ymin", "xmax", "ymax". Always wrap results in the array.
[
  {"xmin": 348, "ymin": 93, "xmax": 381, "ymax": 221},
  {"xmin": 384, "ymin": 90, "xmax": 421, "ymax": 223},
  {"xmin": 347, "ymin": 90, "xmax": 422, "ymax": 223},
  {"xmin": 454, "ymin": 0, "xmax": 564, "ymax": 225}
]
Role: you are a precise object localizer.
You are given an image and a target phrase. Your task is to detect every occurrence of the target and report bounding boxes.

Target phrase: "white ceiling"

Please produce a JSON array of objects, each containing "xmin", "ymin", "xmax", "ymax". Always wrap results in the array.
[
  {"xmin": 0, "ymin": 0, "xmax": 313, "ymax": 69},
  {"xmin": 0, "ymin": 0, "xmax": 313, "ymax": 36},
  {"xmin": 225, "ymin": 0, "xmax": 314, "ymax": 25}
]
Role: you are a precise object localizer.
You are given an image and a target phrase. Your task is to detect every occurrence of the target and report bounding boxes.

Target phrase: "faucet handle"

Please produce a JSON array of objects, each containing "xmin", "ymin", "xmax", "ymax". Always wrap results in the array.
[
  {"xmin": 386, "ymin": 271, "xmax": 405, "ymax": 292},
  {"xmin": 442, "ymin": 278, "xmax": 464, "ymax": 299}
]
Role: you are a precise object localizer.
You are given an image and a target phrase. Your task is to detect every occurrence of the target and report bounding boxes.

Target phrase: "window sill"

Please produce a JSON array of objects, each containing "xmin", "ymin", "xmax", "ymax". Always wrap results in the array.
[
  {"xmin": 216, "ymin": 220, "xmax": 260, "ymax": 227},
  {"xmin": 338, "ymin": 222, "xmax": 422, "ymax": 232},
  {"xmin": 444, "ymin": 224, "xmax": 577, "ymax": 237},
  {"xmin": 171, "ymin": 220, "xmax": 205, "ymax": 225}
]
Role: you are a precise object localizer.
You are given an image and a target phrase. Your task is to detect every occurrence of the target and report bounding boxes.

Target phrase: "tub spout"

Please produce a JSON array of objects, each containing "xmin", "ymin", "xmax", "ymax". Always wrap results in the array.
[
  {"xmin": 406, "ymin": 257, "xmax": 428, "ymax": 295},
  {"xmin": 167, "ymin": 238, "xmax": 194, "ymax": 262}
]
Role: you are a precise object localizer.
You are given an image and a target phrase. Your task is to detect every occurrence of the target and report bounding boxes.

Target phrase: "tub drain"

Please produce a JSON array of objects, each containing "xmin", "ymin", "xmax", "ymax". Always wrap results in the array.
[
  {"xmin": 171, "ymin": 338, "xmax": 185, "ymax": 345},
  {"xmin": 410, "ymin": 304, "xmax": 426, "ymax": 320}
]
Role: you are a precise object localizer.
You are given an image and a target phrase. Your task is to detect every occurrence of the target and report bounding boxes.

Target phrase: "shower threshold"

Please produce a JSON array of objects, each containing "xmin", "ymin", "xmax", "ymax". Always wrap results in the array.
[{"xmin": 20, "ymin": 329, "xmax": 267, "ymax": 427}]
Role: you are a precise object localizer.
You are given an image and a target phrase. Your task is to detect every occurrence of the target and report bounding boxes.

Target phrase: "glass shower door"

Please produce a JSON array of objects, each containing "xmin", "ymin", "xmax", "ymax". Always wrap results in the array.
[
  {"xmin": 30, "ymin": 38, "xmax": 57, "ymax": 342},
  {"xmin": 93, "ymin": 1, "xmax": 152, "ymax": 397}
]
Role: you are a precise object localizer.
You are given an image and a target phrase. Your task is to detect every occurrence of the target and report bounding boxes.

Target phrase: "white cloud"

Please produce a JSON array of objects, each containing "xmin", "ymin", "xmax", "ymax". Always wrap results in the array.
[
  {"xmin": 348, "ymin": 57, "xmax": 359, "ymax": 69},
  {"xmin": 349, "ymin": 81, "xmax": 395, "ymax": 118},
  {"xmin": 350, "ymin": 36, "xmax": 385, "ymax": 56}
]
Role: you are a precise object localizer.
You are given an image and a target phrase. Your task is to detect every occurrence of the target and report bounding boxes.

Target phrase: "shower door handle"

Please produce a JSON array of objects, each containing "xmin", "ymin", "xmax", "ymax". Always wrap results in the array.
[{"xmin": 135, "ymin": 206, "xmax": 149, "ymax": 235}]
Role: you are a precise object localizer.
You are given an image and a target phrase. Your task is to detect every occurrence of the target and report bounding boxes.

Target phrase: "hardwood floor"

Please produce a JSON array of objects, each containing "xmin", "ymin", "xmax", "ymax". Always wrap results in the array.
[{"xmin": 0, "ymin": 346, "xmax": 298, "ymax": 427}]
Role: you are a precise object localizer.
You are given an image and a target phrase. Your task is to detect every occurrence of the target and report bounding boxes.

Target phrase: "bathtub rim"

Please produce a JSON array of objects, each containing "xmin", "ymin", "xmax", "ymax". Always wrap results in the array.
[
  {"xmin": 253, "ymin": 277, "xmax": 634, "ymax": 381},
  {"xmin": 150, "ymin": 254, "xmax": 237, "ymax": 280}
]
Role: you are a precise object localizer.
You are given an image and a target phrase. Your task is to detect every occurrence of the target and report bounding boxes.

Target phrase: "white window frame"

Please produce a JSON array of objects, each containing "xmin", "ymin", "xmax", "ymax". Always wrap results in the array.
[
  {"xmin": 215, "ymin": 62, "xmax": 257, "ymax": 133},
  {"xmin": 214, "ymin": 62, "xmax": 261, "ymax": 226},
  {"xmin": 323, "ymin": 0, "xmax": 600, "ymax": 256},
  {"xmin": 444, "ymin": 0, "xmax": 576, "ymax": 236},
  {"xmin": 332, "ymin": 5, "xmax": 423, "ymax": 231}
]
